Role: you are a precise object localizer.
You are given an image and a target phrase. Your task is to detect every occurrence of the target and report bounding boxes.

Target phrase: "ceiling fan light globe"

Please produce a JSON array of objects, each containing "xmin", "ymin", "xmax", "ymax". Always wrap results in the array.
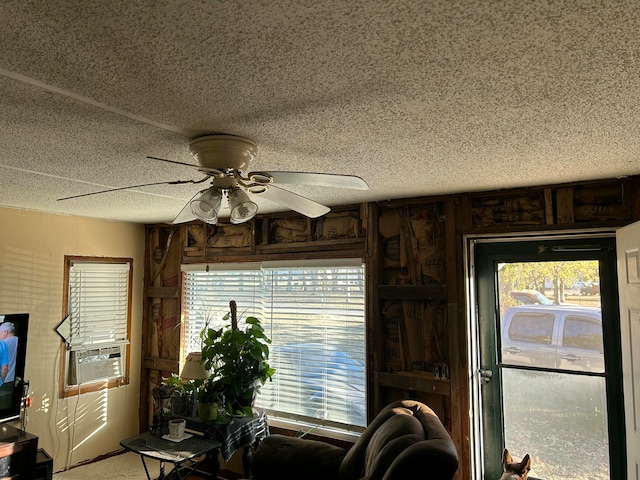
[
  {"xmin": 190, "ymin": 188, "xmax": 222, "ymax": 224},
  {"xmin": 228, "ymin": 188, "xmax": 258, "ymax": 223}
]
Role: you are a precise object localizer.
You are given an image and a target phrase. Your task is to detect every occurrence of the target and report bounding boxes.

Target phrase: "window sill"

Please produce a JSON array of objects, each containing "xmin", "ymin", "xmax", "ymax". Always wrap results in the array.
[
  {"xmin": 267, "ymin": 416, "xmax": 363, "ymax": 444},
  {"xmin": 61, "ymin": 376, "xmax": 129, "ymax": 398}
]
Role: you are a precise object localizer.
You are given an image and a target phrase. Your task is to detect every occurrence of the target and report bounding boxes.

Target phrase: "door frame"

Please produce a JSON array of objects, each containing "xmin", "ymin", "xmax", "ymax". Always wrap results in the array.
[{"xmin": 465, "ymin": 230, "xmax": 626, "ymax": 480}]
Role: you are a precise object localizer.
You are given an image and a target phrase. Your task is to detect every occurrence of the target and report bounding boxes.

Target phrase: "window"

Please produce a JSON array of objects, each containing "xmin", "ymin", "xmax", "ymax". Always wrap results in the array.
[
  {"xmin": 508, "ymin": 312, "xmax": 554, "ymax": 344},
  {"xmin": 61, "ymin": 256, "xmax": 132, "ymax": 397},
  {"xmin": 182, "ymin": 259, "xmax": 366, "ymax": 432},
  {"xmin": 563, "ymin": 315, "xmax": 603, "ymax": 351},
  {"xmin": 473, "ymin": 239, "xmax": 625, "ymax": 479}
]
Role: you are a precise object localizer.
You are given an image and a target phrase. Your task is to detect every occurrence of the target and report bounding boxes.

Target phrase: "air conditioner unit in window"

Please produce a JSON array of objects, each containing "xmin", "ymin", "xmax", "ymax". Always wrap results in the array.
[{"xmin": 73, "ymin": 345, "xmax": 124, "ymax": 384}]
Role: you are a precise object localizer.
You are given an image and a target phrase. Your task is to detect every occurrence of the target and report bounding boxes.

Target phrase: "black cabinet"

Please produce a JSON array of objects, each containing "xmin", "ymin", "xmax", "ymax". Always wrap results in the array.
[
  {"xmin": 35, "ymin": 449, "xmax": 53, "ymax": 480},
  {"xmin": 0, "ymin": 424, "xmax": 38, "ymax": 479}
]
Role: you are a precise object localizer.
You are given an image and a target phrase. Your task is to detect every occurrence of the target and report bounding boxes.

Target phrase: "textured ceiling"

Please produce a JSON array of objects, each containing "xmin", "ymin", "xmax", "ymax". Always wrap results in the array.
[{"xmin": 1, "ymin": 0, "xmax": 639, "ymax": 224}]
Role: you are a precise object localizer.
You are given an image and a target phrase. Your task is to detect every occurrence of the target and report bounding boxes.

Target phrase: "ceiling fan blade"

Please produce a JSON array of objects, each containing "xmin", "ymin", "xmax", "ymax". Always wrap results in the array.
[
  {"xmin": 57, "ymin": 178, "xmax": 207, "ymax": 201},
  {"xmin": 147, "ymin": 156, "xmax": 226, "ymax": 177},
  {"xmin": 262, "ymin": 171, "xmax": 369, "ymax": 190},
  {"xmin": 172, "ymin": 191, "xmax": 201, "ymax": 224},
  {"xmin": 147, "ymin": 156, "xmax": 198, "ymax": 168},
  {"xmin": 257, "ymin": 185, "xmax": 331, "ymax": 218}
]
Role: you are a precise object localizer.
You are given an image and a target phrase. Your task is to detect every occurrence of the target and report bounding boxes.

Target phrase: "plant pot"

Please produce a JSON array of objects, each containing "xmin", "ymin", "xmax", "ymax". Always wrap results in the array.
[{"xmin": 198, "ymin": 402, "xmax": 218, "ymax": 422}]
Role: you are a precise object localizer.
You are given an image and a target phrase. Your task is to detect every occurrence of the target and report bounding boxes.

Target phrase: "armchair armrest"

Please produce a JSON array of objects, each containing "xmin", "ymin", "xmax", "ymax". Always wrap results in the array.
[{"xmin": 252, "ymin": 434, "xmax": 347, "ymax": 480}]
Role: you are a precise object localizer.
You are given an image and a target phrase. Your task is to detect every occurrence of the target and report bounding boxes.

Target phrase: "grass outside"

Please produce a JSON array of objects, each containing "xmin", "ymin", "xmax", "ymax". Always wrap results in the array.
[
  {"xmin": 549, "ymin": 293, "xmax": 601, "ymax": 308},
  {"xmin": 502, "ymin": 369, "xmax": 609, "ymax": 480}
]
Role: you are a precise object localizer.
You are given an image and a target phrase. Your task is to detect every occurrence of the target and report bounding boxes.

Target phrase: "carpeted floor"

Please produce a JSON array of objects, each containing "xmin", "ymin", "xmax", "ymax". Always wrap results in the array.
[
  {"xmin": 53, "ymin": 451, "xmax": 161, "ymax": 479},
  {"xmin": 52, "ymin": 451, "xmax": 231, "ymax": 479}
]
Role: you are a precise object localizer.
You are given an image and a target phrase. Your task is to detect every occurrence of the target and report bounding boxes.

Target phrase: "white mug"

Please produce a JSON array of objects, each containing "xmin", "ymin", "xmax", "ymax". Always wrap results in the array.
[{"xmin": 168, "ymin": 419, "xmax": 186, "ymax": 439}]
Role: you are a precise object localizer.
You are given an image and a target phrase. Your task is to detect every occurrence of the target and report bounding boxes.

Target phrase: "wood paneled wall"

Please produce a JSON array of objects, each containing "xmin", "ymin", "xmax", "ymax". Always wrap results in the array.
[{"xmin": 141, "ymin": 175, "xmax": 640, "ymax": 480}]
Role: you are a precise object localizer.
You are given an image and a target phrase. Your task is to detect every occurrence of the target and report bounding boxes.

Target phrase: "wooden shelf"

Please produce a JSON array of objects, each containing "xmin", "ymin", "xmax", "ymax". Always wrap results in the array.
[{"xmin": 377, "ymin": 371, "xmax": 450, "ymax": 396}]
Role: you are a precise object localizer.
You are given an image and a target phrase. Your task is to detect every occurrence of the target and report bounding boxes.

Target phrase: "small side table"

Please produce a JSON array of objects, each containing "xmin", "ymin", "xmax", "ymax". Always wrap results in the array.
[
  {"xmin": 174, "ymin": 409, "xmax": 269, "ymax": 477},
  {"xmin": 120, "ymin": 430, "xmax": 221, "ymax": 480}
]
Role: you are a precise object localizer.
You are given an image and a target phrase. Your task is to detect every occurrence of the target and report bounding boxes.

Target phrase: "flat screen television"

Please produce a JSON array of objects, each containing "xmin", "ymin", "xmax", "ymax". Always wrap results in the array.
[{"xmin": 0, "ymin": 313, "xmax": 29, "ymax": 423}]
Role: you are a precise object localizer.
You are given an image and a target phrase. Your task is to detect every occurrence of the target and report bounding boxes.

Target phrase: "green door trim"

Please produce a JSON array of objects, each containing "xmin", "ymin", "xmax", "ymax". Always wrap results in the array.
[{"xmin": 472, "ymin": 235, "xmax": 626, "ymax": 480}]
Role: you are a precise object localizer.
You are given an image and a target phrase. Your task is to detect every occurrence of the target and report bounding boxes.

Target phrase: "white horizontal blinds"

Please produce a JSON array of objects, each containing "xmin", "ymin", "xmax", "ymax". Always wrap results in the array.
[
  {"xmin": 182, "ymin": 260, "xmax": 366, "ymax": 430},
  {"xmin": 68, "ymin": 261, "xmax": 130, "ymax": 352},
  {"xmin": 182, "ymin": 269, "xmax": 264, "ymax": 354},
  {"xmin": 257, "ymin": 265, "xmax": 366, "ymax": 427}
]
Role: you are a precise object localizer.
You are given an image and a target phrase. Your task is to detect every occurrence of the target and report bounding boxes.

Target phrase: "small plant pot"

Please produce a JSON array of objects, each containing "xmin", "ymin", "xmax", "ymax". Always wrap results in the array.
[{"xmin": 199, "ymin": 402, "xmax": 218, "ymax": 422}]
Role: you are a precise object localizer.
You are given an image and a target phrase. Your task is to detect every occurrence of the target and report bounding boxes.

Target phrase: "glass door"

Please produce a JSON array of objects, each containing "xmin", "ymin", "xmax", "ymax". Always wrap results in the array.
[{"xmin": 473, "ymin": 236, "xmax": 625, "ymax": 480}]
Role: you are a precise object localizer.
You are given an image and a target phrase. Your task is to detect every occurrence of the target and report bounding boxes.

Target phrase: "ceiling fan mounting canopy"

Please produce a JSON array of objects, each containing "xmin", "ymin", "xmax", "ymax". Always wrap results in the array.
[{"xmin": 189, "ymin": 134, "xmax": 257, "ymax": 172}]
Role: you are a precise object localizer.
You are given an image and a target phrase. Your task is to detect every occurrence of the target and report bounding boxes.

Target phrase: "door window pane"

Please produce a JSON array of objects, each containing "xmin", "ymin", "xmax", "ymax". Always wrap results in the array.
[
  {"xmin": 497, "ymin": 259, "xmax": 608, "ymax": 479},
  {"xmin": 502, "ymin": 369, "xmax": 609, "ymax": 480}
]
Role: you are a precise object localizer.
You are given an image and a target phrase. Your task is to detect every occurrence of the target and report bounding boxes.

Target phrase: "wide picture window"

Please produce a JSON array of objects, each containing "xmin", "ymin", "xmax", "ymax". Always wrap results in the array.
[
  {"xmin": 61, "ymin": 256, "xmax": 132, "ymax": 397},
  {"xmin": 182, "ymin": 259, "xmax": 366, "ymax": 433}
]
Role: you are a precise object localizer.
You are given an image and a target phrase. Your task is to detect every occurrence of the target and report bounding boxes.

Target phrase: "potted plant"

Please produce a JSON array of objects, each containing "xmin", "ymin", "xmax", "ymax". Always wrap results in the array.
[
  {"xmin": 196, "ymin": 376, "xmax": 224, "ymax": 421},
  {"xmin": 162, "ymin": 374, "xmax": 200, "ymax": 417},
  {"xmin": 200, "ymin": 300, "xmax": 275, "ymax": 416}
]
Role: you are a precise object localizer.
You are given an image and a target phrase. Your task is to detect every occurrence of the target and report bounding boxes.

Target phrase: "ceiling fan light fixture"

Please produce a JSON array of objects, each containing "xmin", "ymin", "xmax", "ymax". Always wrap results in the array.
[
  {"xmin": 190, "ymin": 187, "xmax": 222, "ymax": 224},
  {"xmin": 228, "ymin": 187, "xmax": 258, "ymax": 224}
]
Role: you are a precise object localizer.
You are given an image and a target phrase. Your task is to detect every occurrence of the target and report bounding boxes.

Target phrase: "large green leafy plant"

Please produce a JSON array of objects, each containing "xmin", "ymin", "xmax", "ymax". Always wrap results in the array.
[{"xmin": 200, "ymin": 301, "xmax": 275, "ymax": 416}]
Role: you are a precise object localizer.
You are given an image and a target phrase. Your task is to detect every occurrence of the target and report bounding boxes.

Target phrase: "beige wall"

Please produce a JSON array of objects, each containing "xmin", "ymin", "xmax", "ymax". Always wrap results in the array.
[{"xmin": 0, "ymin": 206, "xmax": 145, "ymax": 472}]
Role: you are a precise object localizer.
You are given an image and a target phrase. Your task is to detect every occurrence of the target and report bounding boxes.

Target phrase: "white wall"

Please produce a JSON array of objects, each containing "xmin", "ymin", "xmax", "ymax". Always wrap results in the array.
[{"xmin": 0, "ymin": 206, "xmax": 145, "ymax": 471}]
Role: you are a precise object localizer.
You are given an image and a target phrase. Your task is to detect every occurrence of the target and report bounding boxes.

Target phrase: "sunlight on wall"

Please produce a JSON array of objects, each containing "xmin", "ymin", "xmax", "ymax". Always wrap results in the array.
[
  {"xmin": 70, "ymin": 388, "xmax": 108, "ymax": 450},
  {"xmin": 0, "ymin": 206, "xmax": 144, "ymax": 472},
  {"xmin": 38, "ymin": 393, "xmax": 51, "ymax": 414}
]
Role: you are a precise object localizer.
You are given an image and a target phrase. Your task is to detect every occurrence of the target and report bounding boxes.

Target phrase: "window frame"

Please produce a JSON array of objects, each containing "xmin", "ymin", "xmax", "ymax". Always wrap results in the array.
[
  {"xmin": 60, "ymin": 255, "xmax": 133, "ymax": 398},
  {"xmin": 471, "ymin": 236, "xmax": 625, "ymax": 479},
  {"xmin": 180, "ymin": 258, "xmax": 367, "ymax": 432}
]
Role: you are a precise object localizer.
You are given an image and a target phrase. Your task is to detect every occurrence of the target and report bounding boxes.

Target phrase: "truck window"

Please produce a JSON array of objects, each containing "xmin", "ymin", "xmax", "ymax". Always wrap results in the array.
[
  {"xmin": 508, "ymin": 312, "xmax": 554, "ymax": 344},
  {"xmin": 562, "ymin": 316, "xmax": 603, "ymax": 351}
]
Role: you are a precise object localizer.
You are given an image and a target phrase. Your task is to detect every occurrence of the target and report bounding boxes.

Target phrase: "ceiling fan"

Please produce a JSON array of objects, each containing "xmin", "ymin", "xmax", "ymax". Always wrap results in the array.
[{"xmin": 59, "ymin": 134, "xmax": 369, "ymax": 225}]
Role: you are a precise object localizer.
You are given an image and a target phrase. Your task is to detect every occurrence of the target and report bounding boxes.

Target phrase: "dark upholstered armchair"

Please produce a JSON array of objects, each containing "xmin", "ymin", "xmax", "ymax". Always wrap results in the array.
[{"xmin": 252, "ymin": 400, "xmax": 458, "ymax": 480}]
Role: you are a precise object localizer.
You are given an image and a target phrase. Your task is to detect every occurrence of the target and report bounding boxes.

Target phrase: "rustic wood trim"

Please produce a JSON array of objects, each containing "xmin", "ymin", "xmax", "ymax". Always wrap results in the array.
[
  {"xmin": 143, "ymin": 356, "xmax": 179, "ymax": 372},
  {"xmin": 377, "ymin": 285, "xmax": 447, "ymax": 300},
  {"xmin": 556, "ymin": 187, "xmax": 574, "ymax": 224},
  {"xmin": 544, "ymin": 188, "xmax": 554, "ymax": 224},
  {"xmin": 377, "ymin": 371, "xmax": 450, "ymax": 396},
  {"xmin": 364, "ymin": 202, "xmax": 380, "ymax": 420},
  {"xmin": 181, "ymin": 249, "xmax": 366, "ymax": 265},
  {"xmin": 60, "ymin": 377, "xmax": 129, "ymax": 398},
  {"xmin": 150, "ymin": 229, "xmax": 175, "ymax": 284},
  {"xmin": 621, "ymin": 177, "xmax": 635, "ymax": 221},
  {"xmin": 140, "ymin": 227, "xmax": 154, "ymax": 432},
  {"xmin": 445, "ymin": 197, "xmax": 466, "ymax": 480},
  {"xmin": 256, "ymin": 237, "xmax": 365, "ymax": 252},
  {"xmin": 145, "ymin": 287, "xmax": 180, "ymax": 298},
  {"xmin": 461, "ymin": 219, "xmax": 630, "ymax": 236},
  {"xmin": 140, "ymin": 225, "xmax": 182, "ymax": 432}
]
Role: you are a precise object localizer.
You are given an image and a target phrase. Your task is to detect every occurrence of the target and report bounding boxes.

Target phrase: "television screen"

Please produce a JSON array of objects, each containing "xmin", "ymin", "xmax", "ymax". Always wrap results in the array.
[{"xmin": 0, "ymin": 313, "xmax": 29, "ymax": 423}]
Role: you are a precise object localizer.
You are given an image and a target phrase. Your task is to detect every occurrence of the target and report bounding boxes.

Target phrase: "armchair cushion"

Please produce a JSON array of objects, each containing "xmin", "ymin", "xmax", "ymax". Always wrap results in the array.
[
  {"xmin": 251, "ymin": 434, "xmax": 347, "ymax": 480},
  {"xmin": 252, "ymin": 400, "xmax": 458, "ymax": 480}
]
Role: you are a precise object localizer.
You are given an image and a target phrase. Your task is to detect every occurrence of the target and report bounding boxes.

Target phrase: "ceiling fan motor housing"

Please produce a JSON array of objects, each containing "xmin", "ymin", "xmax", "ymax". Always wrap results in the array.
[{"xmin": 189, "ymin": 134, "xmax": 257, "ymax": 172}]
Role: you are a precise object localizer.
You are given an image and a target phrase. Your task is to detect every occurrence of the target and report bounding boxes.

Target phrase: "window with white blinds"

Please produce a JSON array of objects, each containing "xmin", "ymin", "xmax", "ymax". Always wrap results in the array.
[
  {"xmin": 62, "ymin": 256, "xmax": 132, "ymax": 394},
  {"xmin": 68, "ymin": 261, "xmax": 131, "ymax": 351},
  {"xmin": 183, "ymin": 259, "xmax": 366, "ymax": 430}
]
